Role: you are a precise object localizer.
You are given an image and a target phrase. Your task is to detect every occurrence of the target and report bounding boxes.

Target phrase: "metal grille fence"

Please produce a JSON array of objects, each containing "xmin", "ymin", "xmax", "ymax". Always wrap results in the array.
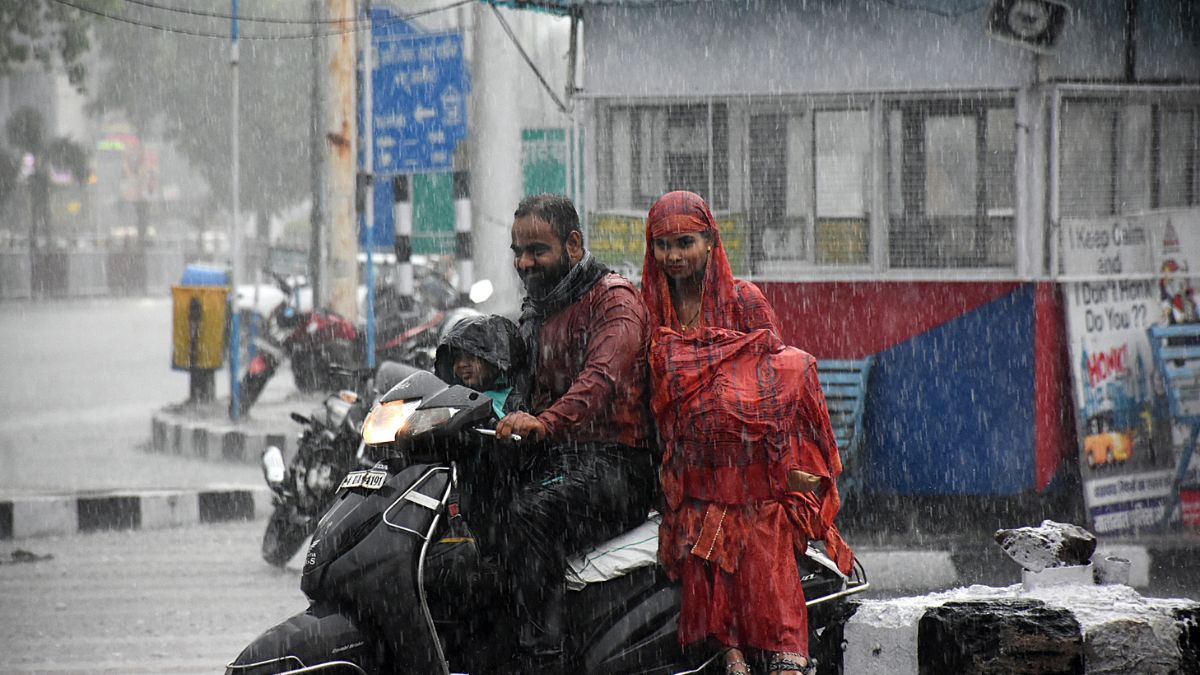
[{"xmin": 593, "ymin": 94, "xmax": 1020, "ymax": 275}]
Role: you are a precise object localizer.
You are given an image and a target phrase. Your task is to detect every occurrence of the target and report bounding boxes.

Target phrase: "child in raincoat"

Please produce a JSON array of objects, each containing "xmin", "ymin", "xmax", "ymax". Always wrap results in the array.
[{"xmin": 433, "ymin": 313, "xmax": 525, "ymax": 418}]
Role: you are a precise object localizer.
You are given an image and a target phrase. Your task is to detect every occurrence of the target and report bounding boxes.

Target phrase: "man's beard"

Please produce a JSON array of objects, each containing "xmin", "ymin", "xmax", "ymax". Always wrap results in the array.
[{"xmin": 521, "ymin": 251, "xmax": 572, "ymax": 300}]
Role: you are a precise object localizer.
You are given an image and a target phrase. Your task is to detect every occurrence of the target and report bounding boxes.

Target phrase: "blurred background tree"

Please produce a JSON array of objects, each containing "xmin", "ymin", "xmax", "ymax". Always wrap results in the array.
[
  {"xmin": 0, "ymin": 0, "xmax": 96, "ymax": 91},
  {"xmin": 88, "ymin": 0, "xmax": 313, "ymax": 228}
]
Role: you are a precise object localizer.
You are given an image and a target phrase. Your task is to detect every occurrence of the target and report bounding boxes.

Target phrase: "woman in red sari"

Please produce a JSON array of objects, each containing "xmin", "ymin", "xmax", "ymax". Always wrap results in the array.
[{"xmin": 641, "ymin": 191, "xmax": 854, "ymax": 675}]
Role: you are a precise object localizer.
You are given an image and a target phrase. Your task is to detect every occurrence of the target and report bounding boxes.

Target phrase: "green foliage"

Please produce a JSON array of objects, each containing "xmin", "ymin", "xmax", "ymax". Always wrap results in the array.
[
  {"xmin": 0, "ymin": 106, "xmax": 89, "ymax": 221},
  {"xmin": 47, "ymin": 136, "xmax": 89, "ymax": 181},
  {"xmin": 0, "ymin": 0, "xmax": 97, "ymax": 91},
  {"xmin": 5, "ymin": 105, "xmax": 45, "ymax": 153},
  {"xmin": 0, "ymin": 146, "xmax": 18, "ymax": 206},
  {"xmin": 89, "ymin": 0, "xmax": 315, "ymax": 219}
]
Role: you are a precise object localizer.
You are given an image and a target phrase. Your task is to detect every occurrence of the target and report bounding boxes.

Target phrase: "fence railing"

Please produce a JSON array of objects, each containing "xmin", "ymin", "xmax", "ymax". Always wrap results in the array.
[{"xmin": 0, "ymin": 246, "xmax": 189, "ymax": 300}]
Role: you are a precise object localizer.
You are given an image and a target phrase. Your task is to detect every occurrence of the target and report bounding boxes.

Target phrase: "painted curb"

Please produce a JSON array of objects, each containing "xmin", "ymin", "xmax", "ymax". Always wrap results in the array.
[
  {"xmin": 149, "ymin": 408, "xmax": 295, "ymax": 467},
  {"xmin": 0, "ymin": 486, "xmax": 272, "ymax": 540}
]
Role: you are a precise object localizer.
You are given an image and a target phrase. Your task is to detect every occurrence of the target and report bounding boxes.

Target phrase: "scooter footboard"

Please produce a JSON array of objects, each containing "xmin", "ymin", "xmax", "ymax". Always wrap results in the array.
[{"xmin": 225, "ymin": 606, "xmax": 381, "ymax": 675}]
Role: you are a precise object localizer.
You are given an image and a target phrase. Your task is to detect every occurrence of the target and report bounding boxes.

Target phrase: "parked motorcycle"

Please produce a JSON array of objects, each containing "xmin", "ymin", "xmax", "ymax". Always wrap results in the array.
[
  {"xmin": 227, "ymin": 370, "xmax": 869, "ymax": 675},
  {"xmin": 237, "ymin": 272, "xmax": 357, "ymax": 416},
  {"xmin": 259, "ymin": 361, "xmax": 421, "ymax": 567},
  {"xmin": 237, "ymin": 268, "xmax": 492, "ymax": 416}
]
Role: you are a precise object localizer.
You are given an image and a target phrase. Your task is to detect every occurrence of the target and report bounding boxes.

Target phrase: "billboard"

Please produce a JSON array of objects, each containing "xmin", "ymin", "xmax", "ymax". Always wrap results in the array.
[{"xmin": 1063, "ymin": 208, "xmax": 1200, "ymax": 535}]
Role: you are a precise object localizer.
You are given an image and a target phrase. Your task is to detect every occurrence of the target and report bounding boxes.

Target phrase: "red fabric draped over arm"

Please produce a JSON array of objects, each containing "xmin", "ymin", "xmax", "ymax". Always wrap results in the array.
[{"xmin": 650, "ymin": 327, "xmax": 854, "ymax": 576}]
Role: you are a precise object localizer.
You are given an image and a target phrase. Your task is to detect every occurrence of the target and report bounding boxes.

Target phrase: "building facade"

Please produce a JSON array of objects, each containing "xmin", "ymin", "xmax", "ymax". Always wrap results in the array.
[{"xmin": 540, "ymin": 0, "xmax": 1200, "ymax": 497}]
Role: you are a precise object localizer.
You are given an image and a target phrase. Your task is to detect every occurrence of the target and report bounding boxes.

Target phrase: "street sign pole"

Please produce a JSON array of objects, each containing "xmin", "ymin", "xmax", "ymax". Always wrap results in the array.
[
  {"xmin": 362, "ymin": 1, "xmax": 376, "ymax": 371},
  {"xmin": 229, "ymin": 0, "xmax": 242, "ymax": 420}
]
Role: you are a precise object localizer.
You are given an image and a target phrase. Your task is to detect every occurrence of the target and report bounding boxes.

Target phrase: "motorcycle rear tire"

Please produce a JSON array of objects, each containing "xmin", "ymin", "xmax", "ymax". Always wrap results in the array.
[
  {"xmin": 238, "ymin": 367, "xmax": 273, "ymax": 417},
  {"xmin": 262, "ymin": 509, "xmax": 310, "ymax": 567},
  {"xmin": 291, "ymin": 349, "xmax": 325, "ymax": 392}
]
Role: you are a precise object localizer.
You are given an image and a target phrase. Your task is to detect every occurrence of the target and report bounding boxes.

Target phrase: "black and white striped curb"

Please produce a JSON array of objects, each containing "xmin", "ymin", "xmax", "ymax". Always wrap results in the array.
[
  {"xmin": 0, "ymin": 486, "xmax": 271, "ymax": 540},
  {"xmin": 150, "ymin": 410, "xmax": 293, "ymax": 466},
  {"xmin": 839, "ymin": 584, "xmax": 1200, "ymax": 673}
]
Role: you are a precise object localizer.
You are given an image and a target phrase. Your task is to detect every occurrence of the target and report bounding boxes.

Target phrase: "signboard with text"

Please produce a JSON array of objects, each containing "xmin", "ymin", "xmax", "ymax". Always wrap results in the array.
[
  {"xmin": 371, "ymin": 30, "xmax": 468, "ymax": 175},
  {"xmin": 1062, "ymin": 209, "xmax": 1200, "ymax": 535},
  {"xmin": 588, "ymin": 211, "xmax": 749, "ymax": 282}
]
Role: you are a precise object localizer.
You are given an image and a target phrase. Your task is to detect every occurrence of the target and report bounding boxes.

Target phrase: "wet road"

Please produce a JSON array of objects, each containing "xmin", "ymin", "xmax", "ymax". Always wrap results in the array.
[
  {"xmin": 0, "ymin": 297, "xmax": 260, "ymax": 495},
  {"xmin": 0, "ymin": 519, "xmax": 306, "ymax": 674}
]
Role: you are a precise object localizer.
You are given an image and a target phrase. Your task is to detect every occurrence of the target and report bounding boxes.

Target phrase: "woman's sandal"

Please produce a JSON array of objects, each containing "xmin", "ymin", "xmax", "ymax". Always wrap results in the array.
[
  {"xmin": 767, "ymin": 651, "xmax": 816, "ymax": 675},
  {"xmin": 724, "ymin": 648, "xmax": 752, "ymax": 675},
  {"xmin": 724, "ymin": 657, "xmax": 752, "ymax": 675}
]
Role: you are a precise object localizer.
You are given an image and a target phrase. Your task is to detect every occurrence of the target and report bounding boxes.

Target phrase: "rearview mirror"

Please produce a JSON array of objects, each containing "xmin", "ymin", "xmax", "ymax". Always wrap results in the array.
[{"xmin": 468, "ymin": 279, "xmax": 493, "ymax": 304}]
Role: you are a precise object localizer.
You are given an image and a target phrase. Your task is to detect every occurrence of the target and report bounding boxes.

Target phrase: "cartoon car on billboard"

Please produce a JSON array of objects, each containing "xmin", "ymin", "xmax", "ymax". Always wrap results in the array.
[{"xmin": 1084, "ymin": 412, "xmax": 1133, "ymax": 468}]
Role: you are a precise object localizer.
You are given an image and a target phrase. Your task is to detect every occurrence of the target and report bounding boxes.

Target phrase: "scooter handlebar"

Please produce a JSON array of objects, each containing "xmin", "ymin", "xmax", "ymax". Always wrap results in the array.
[{"xmin": 474, "ymin": 428, "xmax": 522, "ymax": 443}]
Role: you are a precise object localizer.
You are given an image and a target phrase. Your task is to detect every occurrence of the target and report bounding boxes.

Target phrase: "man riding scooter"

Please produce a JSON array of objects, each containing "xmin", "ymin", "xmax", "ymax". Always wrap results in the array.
[{"xmin": 493, "ymin": 193, "xmax": 659, "ymax": 674}]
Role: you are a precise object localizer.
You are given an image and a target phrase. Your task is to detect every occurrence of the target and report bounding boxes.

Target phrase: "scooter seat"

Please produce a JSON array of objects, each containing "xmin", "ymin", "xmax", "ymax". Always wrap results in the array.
[{"xmin": 565, "ymin": 512, "xmax": 661, "ymax": 591}]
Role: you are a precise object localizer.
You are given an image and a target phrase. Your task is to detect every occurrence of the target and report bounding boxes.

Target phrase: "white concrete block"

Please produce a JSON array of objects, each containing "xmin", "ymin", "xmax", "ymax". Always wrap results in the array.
[
  {"xmin": 1094, "ymin": 544, "xmax": 1151, "ymax": 588},
  {"xmin": 843, "ymin": 598, "xmax": 923, "ymax": 675},
  {"xmin": 138, "ymin": 491, "xmax": 201, "ymax": 530},
  {"xmin": 854, "ymin": 549, "xmax": 958, "ymax": 591},
  {"xmin": 12, "ymin": 496, "xmax": 77, "ymax": 538}
]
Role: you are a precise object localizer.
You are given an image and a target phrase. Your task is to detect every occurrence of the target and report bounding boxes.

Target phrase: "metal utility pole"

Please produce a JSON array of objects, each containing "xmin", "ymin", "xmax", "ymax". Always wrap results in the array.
[
  {"xmin": 229, "ymin": 0, "xmax": 243, "ymax": 420},
  {"xmin": 470, "ymin": 2, "xmax": 523, "ymax": 314},
  {"xmin": 327, "ymin": 0, "xmax": 359, "ymax": 324},
  {"xmin": 309, "ymin": 0, "xmax": 326, "ymax": 308}
]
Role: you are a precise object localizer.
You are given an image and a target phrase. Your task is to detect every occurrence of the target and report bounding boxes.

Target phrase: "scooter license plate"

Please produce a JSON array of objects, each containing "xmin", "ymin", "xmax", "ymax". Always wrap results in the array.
[{"xmin": 339, "ymin": 470, "xmax": 388, "ymax": 491}]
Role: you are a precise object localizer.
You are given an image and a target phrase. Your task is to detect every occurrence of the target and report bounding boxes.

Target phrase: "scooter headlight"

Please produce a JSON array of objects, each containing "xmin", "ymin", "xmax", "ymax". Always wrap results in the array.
[{"xmin": 361, "ymin": 399, "xmax": 421, "ymax": 445}]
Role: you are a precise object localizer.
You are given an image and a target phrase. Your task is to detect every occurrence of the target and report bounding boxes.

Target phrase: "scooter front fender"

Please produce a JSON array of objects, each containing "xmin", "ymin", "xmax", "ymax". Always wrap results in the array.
[{"xmin": 225, "ymin": 606, "xmax": 381, "ymax": 675}]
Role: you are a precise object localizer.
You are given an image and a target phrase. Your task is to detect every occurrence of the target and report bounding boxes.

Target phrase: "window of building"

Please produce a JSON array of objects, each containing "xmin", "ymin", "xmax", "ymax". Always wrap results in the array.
[
  {"xmin": 749, "ymin": 112, "xmax": 802, "ymax": 264},
  {"xmin": 1060, "ymin": 100, "xmax": 1117, "ymax": 216},
  {"xmin": 1061, "ymin": 98, "xmax": 1200, "ymax": 216},
  {"xmin": 600, "ymin": 102, "xmax": 728, "ymax": 212},
  {"xmin": 886, "ymin": 101, "xmax": 1015, "ymax": 269},
  {"xmin": 814, "ymin": 109, "xmax": 871, "ymax": 266},
  {"xmin": 1158, "ymin": 108, "xmax": 1199, "ymax": 208}
]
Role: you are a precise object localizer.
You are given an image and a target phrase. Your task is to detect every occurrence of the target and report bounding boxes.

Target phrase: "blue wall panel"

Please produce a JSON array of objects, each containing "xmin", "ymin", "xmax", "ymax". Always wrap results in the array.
[{"xmin": 863, "ymin": 285, "xmax": 1037, "ymax": 496}]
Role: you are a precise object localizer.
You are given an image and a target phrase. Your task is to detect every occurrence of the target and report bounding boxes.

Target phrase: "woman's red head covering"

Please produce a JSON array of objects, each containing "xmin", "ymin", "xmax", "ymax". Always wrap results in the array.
[{"xmin": 642, "ymin": 190, "xmax": 741, "ymax": 331}]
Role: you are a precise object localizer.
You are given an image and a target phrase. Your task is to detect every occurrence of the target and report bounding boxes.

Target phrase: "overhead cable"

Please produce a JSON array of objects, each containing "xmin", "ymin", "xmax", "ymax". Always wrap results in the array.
[
  {"xmin": 118, "ymin": 0, "xmax": 474, "ymax": 26},
  {"xmin": 50, "ymin": 0, "xmax": 474, "ymax": 40},
  {"xmin": 488, "ymin": 1, "xmax": 569, "ymax": 114},
  {"xmin": 876, "ymin": 0, "xmax": 990, "ymax": 20}
]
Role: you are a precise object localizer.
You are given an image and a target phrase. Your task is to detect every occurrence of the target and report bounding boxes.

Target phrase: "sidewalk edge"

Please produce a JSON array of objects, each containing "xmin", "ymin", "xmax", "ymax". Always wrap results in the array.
[{"xmin": 0, "ymin": 486, "xmax": 271, "ymax": 540}]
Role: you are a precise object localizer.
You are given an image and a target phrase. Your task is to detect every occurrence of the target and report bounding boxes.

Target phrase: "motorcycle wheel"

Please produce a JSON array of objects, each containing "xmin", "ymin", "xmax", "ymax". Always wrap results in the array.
[
  {"xmin": 261, "ymin": 508, "xmax": 310, "ymax": 567},
  {"xmin": 291, "ymin": 349, "xmax": 324, "ymax": 392},
  {"xmin": 238, "ymin": 362, "xmax": 274, "ymax": 417}
]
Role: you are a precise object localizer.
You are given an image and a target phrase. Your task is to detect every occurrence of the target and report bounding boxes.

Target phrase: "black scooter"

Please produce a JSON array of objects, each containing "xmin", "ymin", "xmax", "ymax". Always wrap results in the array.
[{"xmin": 227, "ymin": 371, "xmax": 868, "ymax": 674}]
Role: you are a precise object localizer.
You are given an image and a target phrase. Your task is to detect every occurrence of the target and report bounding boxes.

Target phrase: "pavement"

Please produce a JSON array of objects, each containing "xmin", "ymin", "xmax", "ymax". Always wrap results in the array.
[{"xmin": 3, "ymin": 362, "xmax": 1199, "ymax": 598}]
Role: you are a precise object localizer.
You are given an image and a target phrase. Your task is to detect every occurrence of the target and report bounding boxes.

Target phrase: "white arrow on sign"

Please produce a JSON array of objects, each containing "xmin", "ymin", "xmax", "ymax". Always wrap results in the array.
[{"xmin": 414, "ymin": 105, "xmax": 437, "ymax": 123}]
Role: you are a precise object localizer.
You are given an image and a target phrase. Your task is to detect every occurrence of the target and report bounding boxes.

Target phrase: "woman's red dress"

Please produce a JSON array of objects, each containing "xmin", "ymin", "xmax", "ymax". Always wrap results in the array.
[{"xmin": 642, "ymin": 191, "xmax": 854, "ymax": 655}]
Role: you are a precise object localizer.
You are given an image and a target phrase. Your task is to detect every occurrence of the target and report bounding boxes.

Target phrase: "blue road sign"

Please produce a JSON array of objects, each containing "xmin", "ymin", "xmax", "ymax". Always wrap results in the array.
[{"xmin": 371, "ymin": 30, "xmax": 469, "ymax": 175}]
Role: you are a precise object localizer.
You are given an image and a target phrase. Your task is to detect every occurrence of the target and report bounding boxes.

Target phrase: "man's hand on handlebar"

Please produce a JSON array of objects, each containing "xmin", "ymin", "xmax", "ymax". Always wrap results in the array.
[{"xmin": 496, "ymin": 412, "xmax": 546, "ymax": 442}]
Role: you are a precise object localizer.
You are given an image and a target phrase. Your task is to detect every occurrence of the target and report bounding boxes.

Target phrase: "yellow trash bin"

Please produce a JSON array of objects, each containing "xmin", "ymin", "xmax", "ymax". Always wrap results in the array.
[{"xmin": 171, "ymin": 285, "xmax": 230, "ymax": 370}]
